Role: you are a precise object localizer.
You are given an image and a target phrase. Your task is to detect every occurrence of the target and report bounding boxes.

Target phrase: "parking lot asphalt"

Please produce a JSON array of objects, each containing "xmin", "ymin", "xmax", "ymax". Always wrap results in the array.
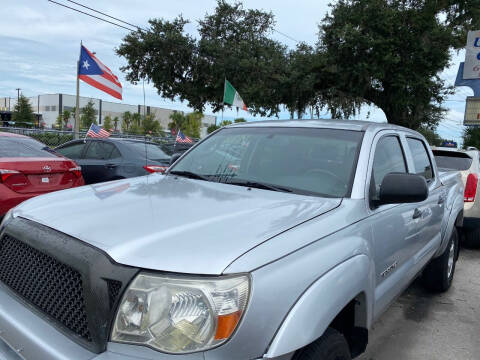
[{"xmin": 358, "ymin": 246, "xmax": 480, "ymax": 360}]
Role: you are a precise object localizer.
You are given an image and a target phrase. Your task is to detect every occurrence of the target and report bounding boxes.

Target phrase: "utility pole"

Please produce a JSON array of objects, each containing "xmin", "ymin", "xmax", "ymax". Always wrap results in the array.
[{"xmin": 16, "ymin": 88, "xmax": 21, "ymax": 104}]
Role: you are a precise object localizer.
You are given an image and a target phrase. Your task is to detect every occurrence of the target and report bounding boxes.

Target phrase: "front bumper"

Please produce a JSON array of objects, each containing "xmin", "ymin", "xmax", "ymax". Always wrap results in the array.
[{"xmin": 0, "ymin": 281, "xmax": 291, "ymax": 360}]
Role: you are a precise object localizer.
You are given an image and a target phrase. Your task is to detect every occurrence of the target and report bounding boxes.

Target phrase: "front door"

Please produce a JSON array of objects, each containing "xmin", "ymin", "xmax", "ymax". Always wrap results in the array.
[
  {"xmin": 81, "ymin": 140, "xmax": 122, "ymax": 184},
  {"xmin": 367, "ymin": 134, "xmax": 421, "ymax": 320}
]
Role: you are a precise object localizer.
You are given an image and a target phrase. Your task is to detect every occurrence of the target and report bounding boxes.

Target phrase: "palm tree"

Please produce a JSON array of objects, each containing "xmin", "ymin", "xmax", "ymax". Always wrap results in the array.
[
  {"xmin": 113, "ymin": 116, "xmax": 119, "ymax": 132},
  {"xmin": 62, "ymin": 110, "xmax": 71, "ymax": 129},
  {"xmin": 122, "ymin": 111, "xmax": 132, "ymax": 131}
]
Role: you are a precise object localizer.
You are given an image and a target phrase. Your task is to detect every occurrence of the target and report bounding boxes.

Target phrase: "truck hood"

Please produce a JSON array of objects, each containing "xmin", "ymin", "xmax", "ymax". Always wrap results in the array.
[{"xmin": 13, "ymin": 175, "xmax": 341, "ymax": 274}]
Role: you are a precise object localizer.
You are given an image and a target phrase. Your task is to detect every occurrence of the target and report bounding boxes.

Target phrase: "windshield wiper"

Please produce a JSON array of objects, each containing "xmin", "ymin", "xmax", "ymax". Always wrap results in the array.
[
  {"xmin": 169, "ymin": 170, "xmax": 209, "ymax": 181},
  {"xmin": 228, "ymin": 180, "xmax": 293, "ymax": 193}
]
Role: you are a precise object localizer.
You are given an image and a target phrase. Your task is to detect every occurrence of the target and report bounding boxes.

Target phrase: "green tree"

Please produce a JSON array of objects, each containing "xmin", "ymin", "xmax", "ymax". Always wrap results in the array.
[
  {"xmin": 62, "ymin": 110, "xmax": 71, "ymax": 129},
  {"xmin": 184, "ymin": 111, "xmax": 202, "ymax": 138},
  {"xmin": 417, "ymin": 126, "xmax": 443, "ymax": 146},
  {"xmin": 141, "ymin": 114, "xmax": 162, "ymax": 136},
  {"xmin": 55, "ymin": 114, "xmax": 63, "ymax": 129},
  {"xmin": 117, "ymin": 0, "xmax": 287, "ymax": 116},
  {"xmin": 168, "ymin": 111, "xmax": 202, "ymax": 138},
  {"xmin": 219, "ymin": 120, "xmax": 233, "ymax": 127},
  {"xmin": 207, "ymin": 124, "xmax": 220, "ymax": 134},
  {"xmin": 316, "ymin": 0, "xmax": 480, "ymax": 129},
  {"xmin": 122, "ymin": 111, "xmax": 132, "ymax": 132},
  {"xmin": 113, "ymin": 116, "xmax": 120, "ymax": 132},
  {"xmin": 463, "ymin": 127, "xmax": 480, "ymax": 149},
  {"xmin": 234, "ymin": 118, "xmax": 246, "ymax": 123},
  {"xmin": 168, "ymin": 111, "xmax": 187, "ymax": 132},
  {"xmin": 103, "ymin": 115, "xmax": 113, "ymax": 132},
  {"xmin": 12, "ymin": 95, "xmax": 35, "ymax": 127},
  {"xmin": 80, "ymin": 100, "xmax": 97, "ymax": 128},
  {"xmin": 132, "ymin": 113, "xmax": 142, "ymax": 127}
]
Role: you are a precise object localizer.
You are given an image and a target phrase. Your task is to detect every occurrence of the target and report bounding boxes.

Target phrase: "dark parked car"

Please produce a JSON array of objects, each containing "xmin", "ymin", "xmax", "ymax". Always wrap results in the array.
[
  {"xmin": 55, "ymin": 138, "xmax": 170, "ymax": 184},
  {"xmin": 160, "ymin": 141, "xmax": 195, "ymax": 156}
]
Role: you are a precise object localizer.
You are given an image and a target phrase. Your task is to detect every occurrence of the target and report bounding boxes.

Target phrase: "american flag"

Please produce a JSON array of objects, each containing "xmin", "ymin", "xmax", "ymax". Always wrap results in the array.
[
  {"xmin": 87, "ymin": 124, "xmax": 110, "ymax": 138},
  {"xmin": 176, "ymin": 130, "xmax": 193, "ymax": 144},
  {"xmin": 78, "ymin": 45, "xmax": 122, "ymax": 100}
]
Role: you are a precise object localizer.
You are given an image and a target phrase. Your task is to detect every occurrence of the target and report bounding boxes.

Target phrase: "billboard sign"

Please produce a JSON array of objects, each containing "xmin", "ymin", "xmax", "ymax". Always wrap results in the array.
[
  {"xmin": 464, "ymin": 97, "xmax": 480, "ymax": 125},
  {"xmin": 464, "ymin": 30, "xmax": 480, "ymax": 80}
]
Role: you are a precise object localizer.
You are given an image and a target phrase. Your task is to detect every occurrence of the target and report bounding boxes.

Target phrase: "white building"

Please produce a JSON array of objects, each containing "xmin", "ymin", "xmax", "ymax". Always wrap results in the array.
[{"xmin": 0, "ymin": 94, "xmax": 217, "ymax": 137}]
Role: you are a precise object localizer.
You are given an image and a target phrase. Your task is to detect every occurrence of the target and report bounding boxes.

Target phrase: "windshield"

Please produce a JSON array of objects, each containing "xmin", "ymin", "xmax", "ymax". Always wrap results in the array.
[
  {"xmin": 125, "ymin": 141, "xmax": 170, "ymax": 161},
  {"xmin": 433, "ymin": 150, "xmax": 473, "ymax": 171},
  {"xmin": 170, "ymin": 127, "xmax": 363, "ymax": 198}
]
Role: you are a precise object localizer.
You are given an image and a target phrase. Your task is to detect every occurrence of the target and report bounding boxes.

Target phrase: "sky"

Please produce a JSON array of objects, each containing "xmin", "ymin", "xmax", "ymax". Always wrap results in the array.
[{"xmin": 0, "ymin": 0, "xmax": 474, "ymax": 143}]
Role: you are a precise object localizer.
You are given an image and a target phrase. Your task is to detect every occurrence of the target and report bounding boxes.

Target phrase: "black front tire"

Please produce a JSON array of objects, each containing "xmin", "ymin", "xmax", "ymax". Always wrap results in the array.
[
  {"xmin": 292, "ymin": 328, "xmax": 351, "ymax": 360},
  {"xmin": 422, "ymin": 229, "xmax": 458, "ymax": 292}
]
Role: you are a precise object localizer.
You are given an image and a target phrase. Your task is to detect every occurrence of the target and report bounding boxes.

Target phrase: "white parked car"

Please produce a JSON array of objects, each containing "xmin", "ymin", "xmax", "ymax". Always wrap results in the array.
[{"xmin": 432, "ymin": 146, "xmax": 480, "ymax": 246}]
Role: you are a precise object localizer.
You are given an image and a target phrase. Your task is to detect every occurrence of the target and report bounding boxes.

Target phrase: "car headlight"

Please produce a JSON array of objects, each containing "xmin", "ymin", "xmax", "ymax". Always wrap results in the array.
[{"xmin": 111, "ymin": 273, "xmax": 250, "ymax": 354}]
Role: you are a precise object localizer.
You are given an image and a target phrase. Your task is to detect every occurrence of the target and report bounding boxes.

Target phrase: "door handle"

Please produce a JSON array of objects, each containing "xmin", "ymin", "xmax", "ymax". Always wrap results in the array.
[
  {"xmin": 412, "ymin": 208, "xmax": 422, "ymax": 219},
  {"xmin": 105, "ymin": 163, "xmax": 117, "ymax": 169}
]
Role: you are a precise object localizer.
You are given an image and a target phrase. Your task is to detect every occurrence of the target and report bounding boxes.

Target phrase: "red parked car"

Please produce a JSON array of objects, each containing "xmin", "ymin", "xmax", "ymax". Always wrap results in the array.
[{"xmin": 0, "ymin": 132, "xmax": 85, "ymax": 218}]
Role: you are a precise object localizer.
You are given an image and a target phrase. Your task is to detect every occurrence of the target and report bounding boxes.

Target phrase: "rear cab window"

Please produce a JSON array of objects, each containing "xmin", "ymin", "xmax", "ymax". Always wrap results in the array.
[
  {"xmin": 432, "ymin": 150, "xmax": 473, "ymax": 171},
  {"xmin": 406, "ymin": 138, "xmax": 434, "ymax": 181}
]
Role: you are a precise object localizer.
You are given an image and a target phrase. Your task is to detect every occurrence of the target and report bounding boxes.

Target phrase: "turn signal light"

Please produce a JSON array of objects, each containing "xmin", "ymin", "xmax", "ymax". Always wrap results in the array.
[
  {"xmin": 143, "ymin": 165, "xmax": 168, "ymax": 174},
  {"xmin": 464, "ymin": 173, "xmax": 478, "ymax": 202}
]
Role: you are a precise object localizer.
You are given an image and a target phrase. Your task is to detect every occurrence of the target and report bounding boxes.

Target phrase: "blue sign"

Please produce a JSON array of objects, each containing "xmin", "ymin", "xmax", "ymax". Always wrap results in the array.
[{"xmin": 441, "ymin": 141, "xmax": 458, "ymax": 148}]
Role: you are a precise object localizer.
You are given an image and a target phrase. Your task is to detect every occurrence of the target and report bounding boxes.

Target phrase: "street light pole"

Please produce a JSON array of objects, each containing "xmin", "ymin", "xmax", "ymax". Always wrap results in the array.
[{"xmin": 16, "ymin": 88, "xmax": 21, "ymax": 104}]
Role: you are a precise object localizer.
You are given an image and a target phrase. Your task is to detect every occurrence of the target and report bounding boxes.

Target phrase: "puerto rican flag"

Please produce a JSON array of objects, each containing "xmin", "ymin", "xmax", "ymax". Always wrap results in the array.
[{"xmin": 78, "ymin": 45, "xmax": 122, "ymax": 100}]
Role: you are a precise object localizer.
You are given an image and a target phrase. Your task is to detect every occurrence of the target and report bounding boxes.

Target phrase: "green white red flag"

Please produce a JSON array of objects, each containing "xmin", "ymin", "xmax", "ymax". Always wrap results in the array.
[{"xmin": 223, "ymin": 79, "xmax": 248, "ymax": 111}]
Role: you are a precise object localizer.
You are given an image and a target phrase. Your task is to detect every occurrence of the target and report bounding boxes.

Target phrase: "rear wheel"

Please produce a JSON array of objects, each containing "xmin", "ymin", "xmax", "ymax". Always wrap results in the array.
[
  {"xmin": 422, "ymin": 229, "xmax": 458, "ymax": 292},
  {"xmin": 292, "ymin": 328, "xmax": 351, "ymax": 360},
  {"xmin": 464, "ymin": 228, "xmax": 480, "ymax": 248}
]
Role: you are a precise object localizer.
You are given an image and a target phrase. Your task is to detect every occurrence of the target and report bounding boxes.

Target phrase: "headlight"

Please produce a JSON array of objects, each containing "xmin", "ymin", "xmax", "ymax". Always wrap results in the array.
[{"xmin": 111, "ymin": 273, "xmax": 250, "ymax": 353}]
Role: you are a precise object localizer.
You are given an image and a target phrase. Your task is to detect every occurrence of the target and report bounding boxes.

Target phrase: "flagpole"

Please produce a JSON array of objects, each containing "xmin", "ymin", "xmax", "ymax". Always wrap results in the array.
[
  {"xmin": 83, "ymin": 123, "xmax": 92, "ymax": 142},
  {"xmin": 221, "ymin": 77, "xmax": 226, "ymax": 126},
  {"xmin": 74, "ymin": 41, "xmax": 82, "ymax": 139},
  {"xmin": 173, "ymin": 128, "xmax": 178, "ymax": 154}
]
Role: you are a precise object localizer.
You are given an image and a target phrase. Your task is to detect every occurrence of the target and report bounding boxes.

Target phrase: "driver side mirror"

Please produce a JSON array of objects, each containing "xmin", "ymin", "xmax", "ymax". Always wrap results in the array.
[
  {"xmin": 170, "ymin": 152, "xmax": 182, "ymax": 166},
  {"xmin": 377, "ymin": 173, "xmax": 428, "ymax": 206}
]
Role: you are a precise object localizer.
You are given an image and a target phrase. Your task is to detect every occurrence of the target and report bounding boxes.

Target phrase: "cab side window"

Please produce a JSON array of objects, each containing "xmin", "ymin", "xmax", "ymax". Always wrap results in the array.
[
  {"xmin": 370, "ymin": 136, "xmax": 407, "ymax": 202},
  {"xmin": 406, "ymin": 138, "xmax": 433, "ymax": 181}
]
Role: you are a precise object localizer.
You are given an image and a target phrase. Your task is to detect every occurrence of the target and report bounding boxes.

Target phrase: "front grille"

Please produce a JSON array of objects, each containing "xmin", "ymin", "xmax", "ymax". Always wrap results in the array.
[
  {"xmin": 0, "ymin": 235, "xmax": 92, "ymax": 342},
  {"xmin": 107, "ymin": 279, "xmax": 122, "ymax": 309},
  {"xmin": 0, "ymin": 218, "xmax": 139, "ymax": 353}
]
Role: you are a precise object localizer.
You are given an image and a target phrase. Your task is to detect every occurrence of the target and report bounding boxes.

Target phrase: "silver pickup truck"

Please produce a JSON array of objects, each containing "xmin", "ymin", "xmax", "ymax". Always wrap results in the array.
[{"xmin": 0, "ymin": 120, "xmax": 464, "ymax": 360}]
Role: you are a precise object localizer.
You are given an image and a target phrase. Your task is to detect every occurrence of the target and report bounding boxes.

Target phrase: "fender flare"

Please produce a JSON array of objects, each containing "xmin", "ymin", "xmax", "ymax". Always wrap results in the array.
[
  {"xmin": 435, "ymin": 196, "xmax": 463, "ymax": 258},
  {"xmin": 265, "ymin": 254, "xmax": 372, "ymax": 358}
]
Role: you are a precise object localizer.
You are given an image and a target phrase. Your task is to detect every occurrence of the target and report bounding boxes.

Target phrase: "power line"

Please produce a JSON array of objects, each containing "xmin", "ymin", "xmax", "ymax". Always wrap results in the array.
[
  {"xmin": 272, "ymin": 29, "xmax": 301, "ymax": 44},
  {"xmin": 48, "ymin": 0, "xmax": 302, "ymax": 45},
  {"xmin": 47, "ymin": 0, "xmax": 136, "ymax": 31},
  {"xmin": 65, "ymin": 0, "xmax": 144, "ymax": 30}
]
